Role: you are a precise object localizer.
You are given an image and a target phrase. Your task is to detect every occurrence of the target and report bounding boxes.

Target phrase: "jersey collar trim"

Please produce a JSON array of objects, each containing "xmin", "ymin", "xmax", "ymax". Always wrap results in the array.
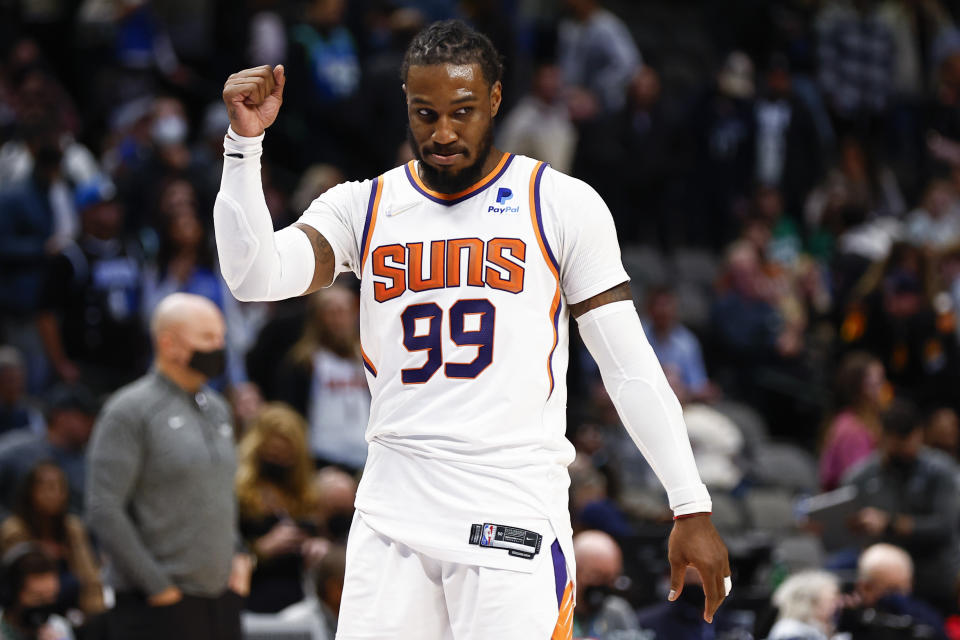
[{"xmin": 405, "ymin": 152, "xmax": 514, "ymax": 206}]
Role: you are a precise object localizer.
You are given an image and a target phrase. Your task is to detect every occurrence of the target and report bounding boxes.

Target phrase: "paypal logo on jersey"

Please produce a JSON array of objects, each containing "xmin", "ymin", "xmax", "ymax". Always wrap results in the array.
[{"xmin": 488, "ymin": 187, "xmax": 519, "ymax": 214}]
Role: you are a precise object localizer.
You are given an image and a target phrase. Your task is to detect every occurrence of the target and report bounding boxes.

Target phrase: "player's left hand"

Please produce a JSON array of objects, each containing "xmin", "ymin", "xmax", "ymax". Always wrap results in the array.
[{"xmin": 667, "ymin": 513, "xmax": 730, "ymax": 623}]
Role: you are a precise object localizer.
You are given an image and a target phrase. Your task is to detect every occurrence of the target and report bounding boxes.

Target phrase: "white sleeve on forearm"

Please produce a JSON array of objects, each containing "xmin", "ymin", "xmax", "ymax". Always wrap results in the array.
[
  {"xmin": 213, "ymin": 127, "xmax": 316, "ymax": 302},
  {"xmin": 577, "ymin": 300, "xmax": 712, "ymax": 516}
]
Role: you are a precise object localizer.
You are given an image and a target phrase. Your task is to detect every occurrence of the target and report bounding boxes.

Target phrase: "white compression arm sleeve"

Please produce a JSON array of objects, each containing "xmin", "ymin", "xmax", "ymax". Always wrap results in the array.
[
  {"xmin": 213, "ymin": 127, "xmax": 317, "ymax": 302},
  {"xmin": 577, "ymin": 300, "xmax": 712, "ymax": 516}
]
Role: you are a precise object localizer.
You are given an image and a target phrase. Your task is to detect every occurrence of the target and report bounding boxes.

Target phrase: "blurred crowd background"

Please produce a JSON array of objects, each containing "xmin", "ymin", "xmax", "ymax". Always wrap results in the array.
[{"xmin": 3, "ymin": 0, "xmax": 960, "ymax": 638}]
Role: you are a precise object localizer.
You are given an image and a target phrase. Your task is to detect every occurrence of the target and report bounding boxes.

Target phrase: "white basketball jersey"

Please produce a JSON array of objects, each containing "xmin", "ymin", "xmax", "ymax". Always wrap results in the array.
[{"xmin": 301, "ymin": 153, "xmax": 629, "ymax": 572}]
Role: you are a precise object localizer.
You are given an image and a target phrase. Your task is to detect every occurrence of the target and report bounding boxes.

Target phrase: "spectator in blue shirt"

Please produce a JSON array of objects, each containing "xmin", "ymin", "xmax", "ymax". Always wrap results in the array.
[{"xmin": 643, "ymin": 285, "xmax": 715, "ymax": 402}]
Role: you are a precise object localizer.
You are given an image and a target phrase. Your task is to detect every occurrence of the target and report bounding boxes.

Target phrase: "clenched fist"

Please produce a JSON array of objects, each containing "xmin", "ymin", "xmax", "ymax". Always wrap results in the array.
[{"xmin": 222, "ymin": 65, "xmax": 286, "ymax": 138}]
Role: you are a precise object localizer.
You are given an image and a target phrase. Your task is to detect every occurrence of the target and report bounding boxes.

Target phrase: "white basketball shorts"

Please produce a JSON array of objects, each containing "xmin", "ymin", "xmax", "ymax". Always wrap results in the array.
[{"xmin": 335, "ymin": 512, "xmax": 574, "ymax": 639}]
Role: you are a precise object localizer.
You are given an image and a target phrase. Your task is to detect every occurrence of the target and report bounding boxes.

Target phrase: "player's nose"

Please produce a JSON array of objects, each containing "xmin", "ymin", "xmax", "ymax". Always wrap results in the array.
[{"xmin": 432, "ymin": 116, "xmax": 458, "ymax": 145}]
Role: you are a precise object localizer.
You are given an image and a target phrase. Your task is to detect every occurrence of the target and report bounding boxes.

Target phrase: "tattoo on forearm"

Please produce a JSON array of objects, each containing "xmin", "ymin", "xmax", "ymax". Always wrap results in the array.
[
  {"xmin": 293, "ymin": 223, "xmax": 335, "ymax": 293},
  {"xmin": 569, "ymin": 281, "xmax": 632, "ymax": 318}
]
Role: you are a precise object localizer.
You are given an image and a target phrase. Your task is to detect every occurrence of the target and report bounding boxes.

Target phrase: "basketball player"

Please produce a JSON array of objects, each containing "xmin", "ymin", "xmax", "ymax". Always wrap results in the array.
[{"xmin": 215, "ymin": 20, "xmax": 730, "ymax": 639}]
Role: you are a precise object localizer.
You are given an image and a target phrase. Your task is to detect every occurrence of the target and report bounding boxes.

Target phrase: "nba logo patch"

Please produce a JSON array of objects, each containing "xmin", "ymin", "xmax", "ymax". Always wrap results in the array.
[{"xmin": 481, "ymin": 524, "xmax": 496, "ymax": 546}]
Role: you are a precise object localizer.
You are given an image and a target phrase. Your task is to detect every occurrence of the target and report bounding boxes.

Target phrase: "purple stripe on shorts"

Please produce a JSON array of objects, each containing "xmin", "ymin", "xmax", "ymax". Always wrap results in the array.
[{"xmin": 551, "ymin": 539, "xmax": 566, "ymax": 608}]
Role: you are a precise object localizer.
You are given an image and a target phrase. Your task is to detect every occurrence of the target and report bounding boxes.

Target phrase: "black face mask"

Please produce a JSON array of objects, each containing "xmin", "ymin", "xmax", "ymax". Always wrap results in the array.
[
  {"xmin": 259, "ymin": 460, "xmax": 294, "ymax": 485},
  {"xmin": 675, "ymin": 585, "xmax": 706, "ymax": 613},
  {"xmin": 582, "ymin": 585, "xmax": 610, "ymax": 615},
  {"xmin": 886, "ymin": 454, "xmax": 917, "ymax": 475},
  {"xmin": 327, "ymin": 511, "xmax": 353, "ymax": 541},
  {"xmin": 17, "ymin": 603, "xmax": 56, "ymax": 631},
  {"xmin": 188, "ymin": 348, "xmax": 226, "ymax": 379}
]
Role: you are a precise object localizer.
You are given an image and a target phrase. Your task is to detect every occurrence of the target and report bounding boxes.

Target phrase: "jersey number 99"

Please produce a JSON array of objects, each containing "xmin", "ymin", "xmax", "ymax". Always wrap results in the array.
[{"xmin": 400, "ymin": 299, "xmax": 495, "ymax": 384}]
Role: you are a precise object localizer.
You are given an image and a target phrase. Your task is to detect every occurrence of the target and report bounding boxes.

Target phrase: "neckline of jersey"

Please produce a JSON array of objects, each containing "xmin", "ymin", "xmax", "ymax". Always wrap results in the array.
[{"xmin": 405, "ymin": 152, "xmax": 514, "ymax": 206}]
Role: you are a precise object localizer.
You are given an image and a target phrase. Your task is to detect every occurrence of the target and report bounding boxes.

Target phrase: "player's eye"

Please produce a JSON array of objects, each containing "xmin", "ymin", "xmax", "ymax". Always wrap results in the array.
[
  {"xmin": 417, "ymin": 108, "xmax": 436, "ymax": 120},
  {"xmin": 454, "ymin": 107, "xmax": 472, "ymax": 116}
]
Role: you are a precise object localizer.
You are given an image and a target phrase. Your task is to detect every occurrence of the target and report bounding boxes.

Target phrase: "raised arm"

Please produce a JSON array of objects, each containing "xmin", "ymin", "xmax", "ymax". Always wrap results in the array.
[{"xmin": 214, "ymin": 65, "xmax": 336, "ymax": 301}]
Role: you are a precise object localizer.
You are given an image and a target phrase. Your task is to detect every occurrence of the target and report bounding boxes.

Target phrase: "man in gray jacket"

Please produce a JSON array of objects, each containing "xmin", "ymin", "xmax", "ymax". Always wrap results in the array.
[{"xmin": 86, "ymin": 293, "xmax": 251, "ymax": 640}]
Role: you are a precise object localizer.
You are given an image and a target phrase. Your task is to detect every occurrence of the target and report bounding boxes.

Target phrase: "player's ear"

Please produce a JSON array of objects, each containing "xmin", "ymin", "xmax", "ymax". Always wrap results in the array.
[
  {"xmin": 490, "ymin": 80, "xmax": 502, "ymax": 117},
  {"xmin": 402, "ymin": 84, "xmax": 408, "ymax": 103}
]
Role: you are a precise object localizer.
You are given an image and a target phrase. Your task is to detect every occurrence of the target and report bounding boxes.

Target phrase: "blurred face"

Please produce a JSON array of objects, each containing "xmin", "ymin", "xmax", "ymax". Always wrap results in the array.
[
  {"xmin": 813, "ymin": 583, "xmax": 840, "ymax": 630},
  {"xmin": 84, "ymin": 201, "xmax": 123, "ymax": 241},
  {"xmin": 18, "ymin": 572, "xmax": 58, "ymax": 609},
  {"xmin": 881, "ymin": 429, "xmax": 924, "ymax": 468},
  {"xmin": 629, "ymin": 67, "xmax": 661, "ymax": 109},
  {"xmin": 755, "ymin": 187, "xmax": 783, "ymax": 220},
  {"xmin": 0, "ymin": 364, "xmax": 24, "ymax": 404},
  {"xmin": 532, "ymin": 65, "xmax": 563, "ymax": 104},
  {"xmin": 159, "ymin": 306, "xmax": 226, "ymax": 382},
  {"xmin": 259, "ymin": 433, "xmax": 296, "ymax": 467},
  {"xmin": 859, "ymin": 565, "xmax": 911, "ymax": 606},
  {"xmin": 405, "ymin": 63, "xmax": 502, "ymax": 194},
  {"xmin": 926, "ymin": 408, "xmax": 959, "ymax": 455},
  {"xmin": 648, "ymin": 292, "xmax": 677, "ymax": 332},
  {"xmin": 168, "ymin": 208, "xmax": 203, "ymax": 251},
  {"xmin": 159, "ymin": 180, "xmax": 198, "ymax": 218},
  {"xmin": 861, "ymin": 362, "xmax": 887, "ymax": 407},
  {"xmin": 48, "ymin": 409, "xmax": 94, "ymax": 451},
  {"xmin": 32, "ymin": 466, "xmax": 67, "ymax": 517}
]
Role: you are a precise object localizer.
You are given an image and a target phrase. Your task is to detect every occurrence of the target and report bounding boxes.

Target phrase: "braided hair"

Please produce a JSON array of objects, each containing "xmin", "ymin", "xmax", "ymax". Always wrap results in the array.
[{"xmin": 401, "ymin": 19, "xmax": 503, "ymax": 88}]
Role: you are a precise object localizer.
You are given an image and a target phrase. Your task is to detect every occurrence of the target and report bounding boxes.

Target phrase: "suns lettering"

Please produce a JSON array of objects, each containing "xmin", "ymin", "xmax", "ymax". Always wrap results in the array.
[{"xmin": 372, "ymin": 238, "xmax": 526, "ymax": 302}]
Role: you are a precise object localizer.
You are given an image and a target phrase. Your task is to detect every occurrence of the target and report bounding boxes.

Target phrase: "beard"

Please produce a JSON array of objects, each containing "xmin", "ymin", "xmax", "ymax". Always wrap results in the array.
[{"xmin": 407, "ymin": 122, "xmax": 494, "ymax": 194}]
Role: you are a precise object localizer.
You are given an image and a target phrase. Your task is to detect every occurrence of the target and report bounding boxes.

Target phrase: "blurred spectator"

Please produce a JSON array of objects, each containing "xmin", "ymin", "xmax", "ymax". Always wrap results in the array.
[
  {"xmin": 227, "ymin": 381, "xmax": 265, "ymax": 439},
  {"xmin": 0, "ymin": 347, "xmax": 43, "ymax": 437},
  {"xmin": 643, "ymin": 285, "xmax": 714, "ymax": 403},
  {"xmin": 667, "ymin": 370, "xmax": 745, "ymax": 493},
  {"xmin": 312, "ymin": 467, "xmax": 356, "ymax": 544},
  {"xmin": 35, "ymin": 179, "xmax": 149, "ymax": 395},
  {"xmin": 755, "ymin": 54, "xmax": 823, "ymax": 218},
  {"xmin": 0, "ymin": 462, "xmax": 103, "ymax": 617},
  {"xmin": 290, "ymin": 164, "xmax": 345, "ymax": 219},
  {"xmin": 277, "ymin": 287, "xmax": 369, "ymax": 472},
  {"xmin": 114, "ymin": 97, "xmax": 198, "ymax": 233},
  {"xmin": 815, "ymin": 0, "xmax": 895, "ymax": 133},
  {"xmin": 805, "ymin": 136, "xmax": 905, "ymax": 256},
  {"xmin": 0, "ymin": 129, "xmax": 60, "ymax": 320},
  {"xmin": 0, "ymin": 385, "xmax": 97, "ymax": 516},
  {"xmin": 558, "ymin": 0, "xmax": 640, "ymax": 119},
  {"xmin": 0, "ymin": 543, "xmax": 73, "ymax": 640},
  {"xmin": 572, "ymin": 530, "xmax": 639, "ymax": 639},
  {"xmin": 614, "ymin": 65, "xmax": 687, "ymax": 247},
  {"xmin": 689, "ymin": 51, "xmax": 756, "ymax": 248},
  {"xmin": 285, "ymin": 0, "xmax": 362, "ymax": 169},
  {"xmin": 37, "ymin": 178, "xmax": 147, "ymax": 392},
  {"xmin": 841, "ymin": 242, "xmax": 959, "ymax": 407},
  {"xmin": 85, "ymin": 294, "xmax": 249, "ymax": 640},
  {"xmin": 905, "ymin": 178, "xmax": 960, "ymax": 250},
  {"xmin": 569, "ymin": 454, "xmax": 634, "ymax": 538},
  {"xmin": 314, "ymin": 544, "xmax": 346, "ymax": 637},
  {"xmin": 766, "ymin": 570, "xmax": 840, "ymax": 640},
  {"xmin": 142, "ymin": 185, "xmax": 224, "ymax": 317},
  {"xmin": 845, "ymin": 399, "xmax": 960, "ymax": 612},
  {"xmin": 711, "ymin": 241, "xmax": 802, "ymax": 404},
  {"xmin": 237, "ymin": 404, "xmax": 328, "ymax": 614},
  {"xmin": 848, "ymin": 543, "xmax": 947, "ymax": 639},
  {"xmin": 819, "ymin": 352, "xmax": 887, "ymax": 491},
  {"xmin": 497, "ymin": 62, "xmax": 576, "ymax": 174},
  {"xmin": 924, "ymin": 407, "xmax": 959, "ymax": 461},
  {"xmin": 635, "ymin": 567, "xmax": 715, "ymax": 640}
]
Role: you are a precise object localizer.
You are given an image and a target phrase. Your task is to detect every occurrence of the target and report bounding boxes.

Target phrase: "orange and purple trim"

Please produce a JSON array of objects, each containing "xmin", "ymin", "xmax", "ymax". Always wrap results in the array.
[
  {"xmin": 528, "ymin": 161, "xmax": 561, "ymax": 396},
  {"xmin": 404, "ymin": 153, "xmax": 514, "ymax": 206},
  {"xmin": 361, "ymin": 347, "xmax": 377, "ymax": 377},
  {"xmin": 359, "ymin": 176, "xmax": 384, "ymax": 273}
]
